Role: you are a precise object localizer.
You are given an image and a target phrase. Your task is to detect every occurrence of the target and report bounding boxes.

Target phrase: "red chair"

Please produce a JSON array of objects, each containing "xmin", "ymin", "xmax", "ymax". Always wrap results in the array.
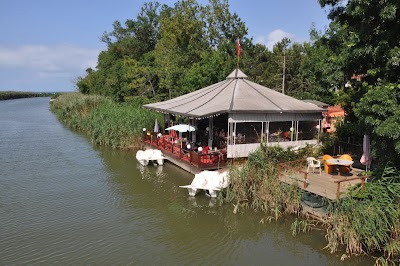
[
  {"xmin": 200, "ymin": 146, "xmax": 212, "ymax": 164},
  {"xmin": 202, "ymin": 146, "xmax": 209, "ymax": 154}
]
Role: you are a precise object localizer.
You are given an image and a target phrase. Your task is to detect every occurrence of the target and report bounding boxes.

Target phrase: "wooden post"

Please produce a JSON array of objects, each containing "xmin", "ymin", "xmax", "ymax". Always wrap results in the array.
[
  {"xmin": 336, "ymin": 182, "xmax": 341, "ymax": 199},
  {"xmin": 303, "ymin": 172, "xmax": 308, "ymax": 188}
]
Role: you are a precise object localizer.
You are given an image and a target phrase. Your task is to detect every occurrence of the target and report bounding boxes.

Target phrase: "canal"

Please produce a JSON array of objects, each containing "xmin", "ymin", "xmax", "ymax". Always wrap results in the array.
[{"xmin": 0, "ymin": 97, "xmax": 373, "ymax": 265}]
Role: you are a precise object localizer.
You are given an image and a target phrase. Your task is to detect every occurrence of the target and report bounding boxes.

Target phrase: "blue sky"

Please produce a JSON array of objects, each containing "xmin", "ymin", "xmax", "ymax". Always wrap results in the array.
[{"xmin": 0, "ymin": 0, "xmax": 330, "ymax": 92}]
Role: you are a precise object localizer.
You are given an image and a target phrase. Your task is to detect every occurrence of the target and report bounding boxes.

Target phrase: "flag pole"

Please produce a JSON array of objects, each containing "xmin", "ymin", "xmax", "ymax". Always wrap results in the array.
[{"xmin": 237, "ymin": 39, "xmax": 241, "ymax": 68}]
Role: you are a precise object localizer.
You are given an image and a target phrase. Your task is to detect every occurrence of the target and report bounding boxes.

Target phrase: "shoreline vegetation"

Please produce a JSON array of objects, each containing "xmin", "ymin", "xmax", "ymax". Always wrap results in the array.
[
  {"xmin": 0, "ymin": 91, "xmax": 55, "ymax": 100},
  {"xmin": 50, "ymin": 92, "xmax": 161, "ymax": 149},
  {"xmin": 226, "ymin": 146, "xmax": 400, "ymax": 264},
  {"xmin": 52, "ymin": 92, "xmax": 400, "ymax": 264}
]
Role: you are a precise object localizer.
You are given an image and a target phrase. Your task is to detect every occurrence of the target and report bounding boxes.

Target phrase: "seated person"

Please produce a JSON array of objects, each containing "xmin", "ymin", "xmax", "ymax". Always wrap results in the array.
[{"xmin": 282, "ymin": 131, "xmax": 290, "ymax": 140}]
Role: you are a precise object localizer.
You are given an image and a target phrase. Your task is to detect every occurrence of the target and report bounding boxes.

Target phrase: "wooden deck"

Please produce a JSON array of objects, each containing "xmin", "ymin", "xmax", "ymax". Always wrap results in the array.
[
  {"xmin": 278, "ymin": 160, "xmax": 366, "ymax": 201},
  {"xmin": 143, "ymin": 134, "xmax": 228, "ymax": 174}
]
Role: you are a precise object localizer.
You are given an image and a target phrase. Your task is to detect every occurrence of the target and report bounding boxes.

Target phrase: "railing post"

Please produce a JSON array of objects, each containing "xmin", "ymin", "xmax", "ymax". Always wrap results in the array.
[
  {"xmin": 336, "ymin": 182, "xmax": 341, "ymax": 199},
  {"xmin": 303, "ymin": 172, "xmax": 308, "ymax": 188},
  {"xmin": 361, "ymin": 178, "xmax": 365, "ymax": 190}
]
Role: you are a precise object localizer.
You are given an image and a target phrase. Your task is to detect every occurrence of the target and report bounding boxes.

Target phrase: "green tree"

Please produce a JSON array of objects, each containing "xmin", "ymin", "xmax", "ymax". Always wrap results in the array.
[
  {"xmin": 155, "ymin": 0, "xmax": 207, "ymax": 98},
  {"xmin": 316, "ymin": 0, "xmax": 400, "ymax": 163},
  {"xmin": 203, "ymin": 0, "xmax": 247, "ymax": 49},
  {"xmin": 299, "ymin": 27, "xmax": 344, "ymax": 104},
  {"xmin": 319, "ymin": 0, "xmax": 400, "ymax": 83},
  {"xmin": 101, "ymin": 2, "xmax": 162, "ymax": 60},
  {"xmin": 354, "ymin": 83, "xmax": 400, "ymax": 166}
]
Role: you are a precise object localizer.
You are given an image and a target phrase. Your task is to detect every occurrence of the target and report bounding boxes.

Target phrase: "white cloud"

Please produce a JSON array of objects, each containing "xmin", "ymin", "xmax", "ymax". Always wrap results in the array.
[
  {"xmin": 0, "ymin": 44, "xmax": 101, "ymax": 91},
  {"xmin": 0, "ymin": 44, "xmax": 100, "ymax": 73},
  {"xmin": 256, "ymin": 29, "xmax": 304, "ymax": 50}
]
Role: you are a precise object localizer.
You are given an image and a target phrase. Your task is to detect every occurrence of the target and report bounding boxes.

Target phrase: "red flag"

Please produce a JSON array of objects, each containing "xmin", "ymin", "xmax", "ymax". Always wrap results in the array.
[{"xmin": 237, "ymin": 39, "xmax": 241, "ymax": 57}]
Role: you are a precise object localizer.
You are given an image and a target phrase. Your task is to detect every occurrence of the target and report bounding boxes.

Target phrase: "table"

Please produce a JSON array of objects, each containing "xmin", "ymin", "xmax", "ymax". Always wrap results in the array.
[
  {"xmin": 208, "ymin": 149, "xmax": 220, "ymax": 155},
  {"xmin": 326, "ymin": 159, "xmax": 354, "ymax": 176}
]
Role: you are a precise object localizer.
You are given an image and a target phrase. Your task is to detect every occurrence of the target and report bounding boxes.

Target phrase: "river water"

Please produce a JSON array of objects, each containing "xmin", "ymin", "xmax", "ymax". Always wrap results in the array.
[{"xmin": 0, "ymin": 98, "xmax": 372, "ymax": 265}]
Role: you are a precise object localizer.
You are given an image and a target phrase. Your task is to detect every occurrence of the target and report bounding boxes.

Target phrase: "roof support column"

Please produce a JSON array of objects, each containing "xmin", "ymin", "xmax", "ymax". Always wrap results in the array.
[{"xmin": 208, "ymin": 117, "xmax": 213, "ymax": 148}]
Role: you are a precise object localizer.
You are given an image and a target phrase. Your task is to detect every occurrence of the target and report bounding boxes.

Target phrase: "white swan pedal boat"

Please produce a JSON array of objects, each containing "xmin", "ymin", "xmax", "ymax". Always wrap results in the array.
[
  {"xmin": 136, "ymin": 149, "xmax": 165, "ymax": 166},
  {"xmin": 179, "ymin": 170, "xmax": 229, "ymax": 198}
]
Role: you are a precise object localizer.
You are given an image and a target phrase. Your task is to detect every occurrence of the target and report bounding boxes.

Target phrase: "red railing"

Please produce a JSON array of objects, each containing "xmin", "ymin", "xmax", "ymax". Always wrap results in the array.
[{"xmin": 143, "ymin": 133, "xmax": 227, "ymax": 170}]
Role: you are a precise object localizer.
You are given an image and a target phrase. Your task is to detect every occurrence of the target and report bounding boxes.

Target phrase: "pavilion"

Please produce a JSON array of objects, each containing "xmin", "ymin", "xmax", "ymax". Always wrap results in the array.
[{"xmin": 144, "ymin": 69, "xmax": 325, "ymax": 158}]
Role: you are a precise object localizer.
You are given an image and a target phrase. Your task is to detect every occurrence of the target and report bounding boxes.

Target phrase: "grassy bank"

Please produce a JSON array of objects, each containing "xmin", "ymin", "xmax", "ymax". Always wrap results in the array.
[
  {"xmin": 226, "ymin": 146, "xmax": 400, "ymax": 264},
  {"xmin": 0, "ymin": 91, "xmax": 54, "ymax": 100},
  {"xmin": 50, "ymin": 92, "xmax": 161, "ymax": 149}
]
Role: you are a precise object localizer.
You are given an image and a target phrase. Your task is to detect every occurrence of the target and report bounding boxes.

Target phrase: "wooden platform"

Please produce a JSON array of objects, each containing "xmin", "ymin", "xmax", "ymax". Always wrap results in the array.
[
  {"xmin": 278, "ymin": 160, "xmax": 365, "ymax": 201},
  {"xmin": 143, "ymin": 135, "xmax": 228, "ymax": 174}
]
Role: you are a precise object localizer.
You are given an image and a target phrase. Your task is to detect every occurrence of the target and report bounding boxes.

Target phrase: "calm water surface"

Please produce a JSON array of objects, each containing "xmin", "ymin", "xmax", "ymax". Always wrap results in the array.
[{"xmin": 0, "ymin": 98, "xmax": 373, "ymax": 265}]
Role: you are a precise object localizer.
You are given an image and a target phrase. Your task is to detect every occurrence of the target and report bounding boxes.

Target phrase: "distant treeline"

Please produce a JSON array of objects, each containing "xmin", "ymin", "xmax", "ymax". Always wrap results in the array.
[{"xmin": 0, "ymin": 91, "xmax": 56, "ymax": 100}]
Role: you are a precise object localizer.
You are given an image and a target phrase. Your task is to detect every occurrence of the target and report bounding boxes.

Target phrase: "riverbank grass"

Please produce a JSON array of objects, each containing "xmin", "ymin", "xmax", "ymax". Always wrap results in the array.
[{"xmin": 51, "ymin": 92, "xmax": 161, "ymax": 149}]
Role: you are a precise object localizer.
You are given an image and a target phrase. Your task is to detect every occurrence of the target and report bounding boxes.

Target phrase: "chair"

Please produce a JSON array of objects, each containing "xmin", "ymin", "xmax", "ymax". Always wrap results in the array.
[
  {"xmin": 202, "ymin": 146, "xmax": 210, "ymax": 154},
  {"xmin": 306, "ymin": 157, "xmax": 322, "ymax": 175},
  {"xmin": 322, "ymin": 154, "xmax": 334, "ymax": 174},
  {"xmin": 339, "ymin": 154, "xmax": 352, "ymax": 174}
]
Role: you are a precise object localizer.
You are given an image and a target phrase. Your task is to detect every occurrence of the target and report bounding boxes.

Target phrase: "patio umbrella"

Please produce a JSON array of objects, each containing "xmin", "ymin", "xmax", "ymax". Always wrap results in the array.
[
  {"xmin": 360, "ymin": 134, "xmax": 371, "ymax": 171},
  {"xmin": 165, "ymin": 124, "xmax": 196, "ymax": 133},
  {"xmin": 153, "ymin": 119, "xmax": 159, "ymax": 133}
]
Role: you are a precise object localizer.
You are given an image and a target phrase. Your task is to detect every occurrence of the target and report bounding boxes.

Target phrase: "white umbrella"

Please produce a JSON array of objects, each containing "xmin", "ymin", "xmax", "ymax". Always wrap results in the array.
[
  {"xmin": 153, "ymin": 119, "xmax": 159, "ymax": 133},
  {"xmin": 165, "ymin": 124, "xmax": 196, "ymax": 133}
]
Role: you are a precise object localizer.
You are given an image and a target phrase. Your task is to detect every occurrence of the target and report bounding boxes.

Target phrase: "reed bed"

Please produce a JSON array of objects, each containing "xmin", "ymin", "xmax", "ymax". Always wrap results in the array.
[
  {"xmin": 324, "ymin": 165, "xmax": 400, "ymax": 263},
  {"xmin": 51, "ymin": 92, "xmax": 161, "ymax": 149},
  {"xmin": 225, "ymin": 144, "xmax": 318, "ymax": 220}
]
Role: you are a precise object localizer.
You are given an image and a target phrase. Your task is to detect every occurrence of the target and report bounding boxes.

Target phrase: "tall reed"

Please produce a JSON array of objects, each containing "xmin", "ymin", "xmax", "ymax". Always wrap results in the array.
[
  {"xmin": 51, "ymin": 92, "xmax": 161, "ymax": 149},
  {"xmin": 225, "ymin": 144, "xmax": 318, "ymax": 220},
  {"xmin": 324, "ymin": 165, "xmax": 400, "ymax": 263}
]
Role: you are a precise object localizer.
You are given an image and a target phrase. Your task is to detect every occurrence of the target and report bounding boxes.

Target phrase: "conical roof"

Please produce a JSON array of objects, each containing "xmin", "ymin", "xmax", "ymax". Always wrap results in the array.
[{"xmin": 144, "ymin": 69, "xmax": 325, "ymax": 118}]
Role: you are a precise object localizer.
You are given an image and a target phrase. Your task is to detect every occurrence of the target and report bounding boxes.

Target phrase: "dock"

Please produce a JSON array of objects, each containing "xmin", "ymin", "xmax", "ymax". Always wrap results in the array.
[
  {"xmin": 143, "ymin": 134, "xmax": 228, "ymax": 174},
  {"xmin": 278, "ymin": 159, "xmax": 366, "ymax": 201}
]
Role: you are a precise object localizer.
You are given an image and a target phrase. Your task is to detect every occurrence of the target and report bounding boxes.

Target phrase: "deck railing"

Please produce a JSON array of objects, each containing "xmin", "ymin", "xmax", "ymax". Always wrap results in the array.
[
  {"xmin": 279, "ymin": 158, "xmax": 367, "ymax": 199},
  {"xmin": 333, "ymin": 176, "xmax": 366, "ymax": 199},
  {"xmin": 143, "ymin": 133, "xmax": 227, "ymax": 170},
  {"xmin": 278, "ymin": 159, "xmax": 309, "ymax": 188}
]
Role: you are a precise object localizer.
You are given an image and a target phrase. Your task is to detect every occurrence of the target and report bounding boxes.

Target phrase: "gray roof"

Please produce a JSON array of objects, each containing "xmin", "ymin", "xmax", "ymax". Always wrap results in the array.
[
  {"xmin": 302, "ymin": 99, "xmax": 329, "ymax": 108},
  {"xmin": 144, "ymin": 69, "xmax": 325, "ymax": 118}
]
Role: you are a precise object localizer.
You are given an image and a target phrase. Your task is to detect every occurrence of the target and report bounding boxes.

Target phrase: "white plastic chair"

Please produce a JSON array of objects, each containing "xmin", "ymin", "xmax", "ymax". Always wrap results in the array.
[{"xmin": 306, "ymin": 157, "xmax": 322, "ymax": 175}]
